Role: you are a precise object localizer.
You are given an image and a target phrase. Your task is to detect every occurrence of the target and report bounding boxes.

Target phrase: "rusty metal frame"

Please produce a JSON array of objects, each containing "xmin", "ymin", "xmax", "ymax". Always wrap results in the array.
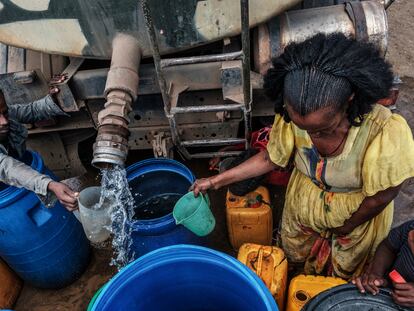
[
  {"xmin": 161, "ymin": 51, "xmax": 243, "ymax": 68},
  {"xmin": 71, "ymin": 63, "xmax": 263, "ymax": 100},
  {"xmin": 241, "ymin": 0, "xmax": 252, "ymax": 149},
  {"xmin": 141, "ymin": 0, "xmax": 190, "ymax": 158},
  {"xmin": 141, "ymin": 0, "xmax": 253, "ymax": 160},
  {"xmin": 50, "ymin": 57, "xmax": 84, "ymax": 112}
]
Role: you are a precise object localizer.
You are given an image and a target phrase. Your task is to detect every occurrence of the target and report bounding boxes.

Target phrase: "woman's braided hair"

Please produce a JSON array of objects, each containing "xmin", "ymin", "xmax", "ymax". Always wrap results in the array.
[{"xmin": 263, "ymin": 33, "xmax": 394, "ymax": 126}]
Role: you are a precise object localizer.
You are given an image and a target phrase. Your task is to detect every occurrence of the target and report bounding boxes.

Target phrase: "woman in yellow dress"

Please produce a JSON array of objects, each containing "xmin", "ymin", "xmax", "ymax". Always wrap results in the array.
[{"xmin": 192, "ymin": 33, "xmax": 414, "ymax": 280}]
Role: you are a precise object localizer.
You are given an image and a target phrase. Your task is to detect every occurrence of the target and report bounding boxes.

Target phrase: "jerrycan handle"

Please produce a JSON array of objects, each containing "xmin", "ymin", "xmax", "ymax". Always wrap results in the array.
[{"xmin": 256, "ymin": 247, "xmax": 264, "ymax": 277}]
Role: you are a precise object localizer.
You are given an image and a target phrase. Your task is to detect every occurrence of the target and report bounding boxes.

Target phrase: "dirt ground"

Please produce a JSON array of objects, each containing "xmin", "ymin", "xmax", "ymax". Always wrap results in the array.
[
  {"xmin": 385, "ymin": 0, "xmax": 414, "ymax": 227},
  {"xmin": 13, "ymin": 1, "xmax": 414, "ymax": 310}
]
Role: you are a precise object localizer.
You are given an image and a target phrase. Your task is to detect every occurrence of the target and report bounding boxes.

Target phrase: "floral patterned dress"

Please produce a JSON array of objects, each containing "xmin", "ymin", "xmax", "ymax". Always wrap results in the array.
[{"xmin": 267, "ymin": 105, "xmax": 414, "ymax": 279}]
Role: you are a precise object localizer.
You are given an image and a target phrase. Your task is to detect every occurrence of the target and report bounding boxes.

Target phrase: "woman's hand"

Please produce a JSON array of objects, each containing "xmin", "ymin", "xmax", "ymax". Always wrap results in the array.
[
  {"xmin": 392, "ymin": 282, "xmax": 414, "ymax": 307},
  {"xmin": 190, "ymin": 150, "xmax": 278, "ymax": 198},
  {"xmin": 189, "ymin": 178, "xmax": 215, "ymax": 197},
  {"xmin": 48, "ymin": 181, "xmax": 79, "ymax": 211},
  {"xmin": 352, "ymin": 271, "xmax": 387, "ymax": 295},
  {"xmin": 331, "ymin": 223, "xmax": 354, "ymax": 236},
  {"xmin": 341, "ymin": 185, "xmax": 401, "ymax": 233}
]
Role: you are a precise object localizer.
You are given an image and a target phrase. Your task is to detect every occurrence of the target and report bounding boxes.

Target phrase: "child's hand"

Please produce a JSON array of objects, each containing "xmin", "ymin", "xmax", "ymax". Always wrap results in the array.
[
  {"xmin": 48, "ymin": 181, "xmax": 78, "ymax": 211},
  {"xmin": 352, "ymin": 272, "xmax": 387, "ymax": 295},
  {"xmin": 392, "ymin": 282, "xmax": 414, "ymax": 307}
]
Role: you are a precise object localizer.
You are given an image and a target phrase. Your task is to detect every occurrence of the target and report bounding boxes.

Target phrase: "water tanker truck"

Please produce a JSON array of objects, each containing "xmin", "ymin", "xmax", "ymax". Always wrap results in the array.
[{"xmin": 0, "ymin": 0, "xmax": 394, "ymax": 176}]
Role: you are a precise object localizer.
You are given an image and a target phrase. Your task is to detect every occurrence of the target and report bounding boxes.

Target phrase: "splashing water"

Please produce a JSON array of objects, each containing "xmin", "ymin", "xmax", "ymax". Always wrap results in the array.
[{"xmin": 100, "ymin": 166, "xmax": 136, "ymax": 269}]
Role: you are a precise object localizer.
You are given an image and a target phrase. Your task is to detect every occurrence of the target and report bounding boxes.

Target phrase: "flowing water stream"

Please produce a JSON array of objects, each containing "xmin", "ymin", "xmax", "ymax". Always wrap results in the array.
[
  {"xmin": 97, "ymin": 166, "xmax": 184, "ymax": 269},
  {"xmin": 99, "ymin": 166, "xmax": 136, "ymax": 269}
]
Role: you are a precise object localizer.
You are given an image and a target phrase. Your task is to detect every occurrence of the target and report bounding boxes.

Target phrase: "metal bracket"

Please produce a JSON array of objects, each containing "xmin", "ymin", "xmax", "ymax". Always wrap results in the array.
[
  {"xmin": 168, "ymin": 83, "xmax": 189, "ymax": 110},
  {"xmin": 13, "ymin": 70, "xmax": 36, "ymax": 85},
  {"xmin": 221, "ymin": 60, "xmax": 245, "ymax": 105},
  {"xmin": 152, "ymin": 132, "xmax": 173, "ymax": 158},
  {"xmin": 0, "ymin": 69, "xmax": 49, "ymax": 105},
  {"xmin": 61, "ymin": 57, "xmax": 85, "ymax": 79},
  {"xmin": 345, "ymin": 1, "xmax": 369, "ymax": 42},
  {"xmin": 49, "ymin": 57, "xmax": 84, "ymax": 112}
]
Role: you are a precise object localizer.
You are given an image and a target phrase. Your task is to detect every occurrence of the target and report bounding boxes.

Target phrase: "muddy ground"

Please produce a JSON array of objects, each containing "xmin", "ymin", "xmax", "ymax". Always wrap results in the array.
[{"xmin": 14, "ymin": 0, "xmax": 414, "ymax": 310}]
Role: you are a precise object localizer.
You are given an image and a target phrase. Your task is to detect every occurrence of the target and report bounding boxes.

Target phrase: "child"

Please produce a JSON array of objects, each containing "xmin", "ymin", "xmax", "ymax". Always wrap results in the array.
[{"xmin": 353, "ymin": 220, "xmax": 414, "ymax": 308}]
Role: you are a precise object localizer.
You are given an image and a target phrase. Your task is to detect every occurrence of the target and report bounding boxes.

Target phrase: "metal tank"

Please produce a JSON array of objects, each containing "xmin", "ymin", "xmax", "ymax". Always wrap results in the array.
[{"xmin": 0, "ymin": 0, "xmax": 394, "ymax": 173}]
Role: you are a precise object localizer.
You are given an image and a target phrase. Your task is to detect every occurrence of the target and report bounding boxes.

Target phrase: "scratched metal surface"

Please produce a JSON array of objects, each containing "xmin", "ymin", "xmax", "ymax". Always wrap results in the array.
[{"xmin": 0, "ymin": 0, "xmax": 301, "ymax": 58}]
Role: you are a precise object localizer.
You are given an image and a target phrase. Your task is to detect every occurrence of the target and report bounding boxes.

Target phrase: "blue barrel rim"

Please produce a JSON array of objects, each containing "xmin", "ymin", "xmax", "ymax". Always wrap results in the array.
[
  {"xmin": 0, "ymin": 151, "xmax": 43, "ymax": 206},
  {"xmin": 91, "ymin": 245, "xmax": 278, "ymax": 311},
  {"xmin": 126, "ymin": 158, "xmax": 195, "ymax": 181},
  {"xmin": 126, "ymin": 158, "xmax": 195, "ymax": 231}
]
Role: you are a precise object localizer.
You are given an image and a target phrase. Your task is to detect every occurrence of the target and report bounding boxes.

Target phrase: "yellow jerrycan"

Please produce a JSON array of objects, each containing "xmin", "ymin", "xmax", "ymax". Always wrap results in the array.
[
  {"xmin": 226, "ymin": 186, "xmax": 272, "ymax": 250},
  {"xmin": 286, "ymin": 274, "xmax": 347, "ymax": 311},
  {"xmin": 238, "ymin": 243, "xmax": 288, "ymax": 310}
]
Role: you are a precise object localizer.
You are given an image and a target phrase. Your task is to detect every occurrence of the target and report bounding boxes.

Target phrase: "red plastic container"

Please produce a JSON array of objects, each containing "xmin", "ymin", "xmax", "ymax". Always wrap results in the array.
[{"xmin": 389, "ymin": 270, "xmax": 406, "ymax": 283}]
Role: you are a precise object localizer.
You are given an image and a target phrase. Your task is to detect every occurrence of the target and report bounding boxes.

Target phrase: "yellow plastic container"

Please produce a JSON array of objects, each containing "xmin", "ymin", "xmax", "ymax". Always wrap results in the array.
[
  {"xmin": 226, "ymin": 186, "xmax": 272, "ymax": 250},
  {"xmin": 0, "ymin": 258, "xmax": 22, "ymax": 308},
  {"xmin": 238, "ymin": 243, "xmax": 288, "ymax": 310},
  {"xmin": 286, "ymin": 275, "xmax": 347, "ymax": 311}
]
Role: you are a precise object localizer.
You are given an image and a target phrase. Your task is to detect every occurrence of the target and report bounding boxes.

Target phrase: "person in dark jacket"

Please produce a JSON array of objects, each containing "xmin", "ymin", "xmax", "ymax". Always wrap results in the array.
[{"xmin": 0, "ymin": 86, "xmax": 78, "ymax": 211}]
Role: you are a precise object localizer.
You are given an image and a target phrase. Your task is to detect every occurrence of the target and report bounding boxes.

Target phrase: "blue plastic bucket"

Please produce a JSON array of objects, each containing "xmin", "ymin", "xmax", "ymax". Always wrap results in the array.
[
  {"xmin": 0, "ymin": 151, "xmax": 90, "ymax": 288},
  {"xmin": 126, "ymin": 158, "xmax": 204, "ymax": 259},
  {"xmin": 90, "ymin": 245, "xmax": 278, "ymax": 311}
]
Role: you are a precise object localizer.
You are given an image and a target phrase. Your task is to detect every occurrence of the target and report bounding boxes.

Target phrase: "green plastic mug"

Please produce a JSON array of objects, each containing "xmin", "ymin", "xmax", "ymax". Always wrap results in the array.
[{"xmin": 173, "ymin": 191, "xmax": 215, "ymax": 237}]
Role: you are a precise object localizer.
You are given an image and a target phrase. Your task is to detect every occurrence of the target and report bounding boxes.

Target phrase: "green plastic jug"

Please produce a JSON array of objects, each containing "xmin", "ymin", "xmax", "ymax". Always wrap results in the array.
[{"xmin": 173, "ymin": 192, "xmax": 215, "ymax": 237}]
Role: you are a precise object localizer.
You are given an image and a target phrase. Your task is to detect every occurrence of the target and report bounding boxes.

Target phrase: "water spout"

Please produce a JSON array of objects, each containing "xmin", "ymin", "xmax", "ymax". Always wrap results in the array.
[{"xmin": 92, "ymin": 33, "xmax": 141, "ymax": 168}]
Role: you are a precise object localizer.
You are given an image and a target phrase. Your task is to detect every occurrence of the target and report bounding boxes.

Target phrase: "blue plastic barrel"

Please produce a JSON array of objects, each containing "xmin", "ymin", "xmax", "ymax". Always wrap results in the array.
[
  {"xmin": 0, "ymin": 151, "xmax": 90, "ymax": 288},
  {"xmin": 126, "ymin": 158, "xmax": 204, "ymax": 258},
  {"xmin": 91, "ymin": 245, "xmax": 278, "ymax": 311}
]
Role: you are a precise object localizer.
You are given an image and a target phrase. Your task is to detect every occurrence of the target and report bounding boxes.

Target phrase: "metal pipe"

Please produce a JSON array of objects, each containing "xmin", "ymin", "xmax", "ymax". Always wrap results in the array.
[
  {"xmin": 170, "ymin": 104, "xmax": 245, "ymax": 114},
  {"xmin": 254, "ymin": 1, "xmax": 388, "ymax": 74},
  {"xmin": 190, "ymin": 151, "xmax": 244, "ymax": 159},
  {"xmin": 92, "ymin": 33, "xmax": 141, "ymax": 168},
  {"xmin": 241, "ymin": 0, "xmax": 251, "ymax": 112},
  {"xmin": 241, "ymin": 0, "xmax": 252, "ymax": 149},
  {"xmin": 161, "ymin": 51, "xmax": 243, "ymax": 68},
  {"xmin": 181, "ymin": 138, "xmax": 246, "ymax": 147}
]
